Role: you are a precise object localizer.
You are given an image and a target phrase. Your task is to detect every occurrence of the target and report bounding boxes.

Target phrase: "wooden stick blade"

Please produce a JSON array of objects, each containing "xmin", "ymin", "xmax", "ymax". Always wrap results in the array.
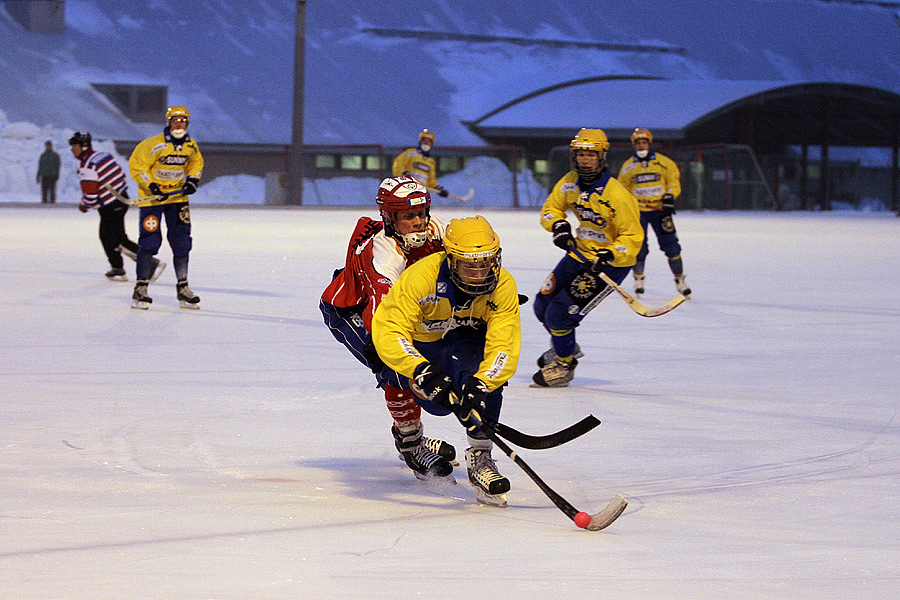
[
  {"xmin": 457, "ymin": 188, "xmax": 475, "ymax": 202},
  {"xmin": 627, "ymin": 294, "xmax": 687, "ymax": 317},
  {"xmin": 599, "ymin": 271, "xmax": 686, "ymax": 318},
  {"xmin": 585, "ymin": 493, "xmax": 628, "ymax": 531}
]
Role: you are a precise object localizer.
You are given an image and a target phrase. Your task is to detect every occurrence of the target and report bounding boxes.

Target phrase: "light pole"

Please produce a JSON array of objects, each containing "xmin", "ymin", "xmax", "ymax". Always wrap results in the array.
[{"xmin": 289, "ymin": 0, "xmax": 306, "ymax": 205}]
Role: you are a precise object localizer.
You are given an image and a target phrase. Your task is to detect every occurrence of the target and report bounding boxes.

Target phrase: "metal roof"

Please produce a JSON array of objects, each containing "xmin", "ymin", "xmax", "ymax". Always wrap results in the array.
[{"xmin": 469, "ymin": 79, "xmax": 900, "ymax": 149}]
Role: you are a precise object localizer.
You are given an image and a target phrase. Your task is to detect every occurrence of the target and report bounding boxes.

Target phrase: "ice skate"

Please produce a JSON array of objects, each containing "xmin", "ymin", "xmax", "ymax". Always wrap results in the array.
[
  {"xmin": 531, "ymin": 358, "xmax": 578, "ymax": 388},
  {"xmin": 465, "ymin": 445, "xmax": 509, "ymax": 507},
  {"xmin": 675, "ymin": 274, "xmax": 691, "ymax": 297},
  {"xmin": 149, "ymin": 257, "xmax": 167, "ymax": 283},
  {"xmin": 105, "ymin": 267, "xmax": 127, "ymax": 281},
  {"xmin": 176, "ymin": 281, "xmax": 200, "ymax": 309},
  {"xmin": 396, "ymin": 431, "xmax": 458, "ymax": 466},
  {"xmin": 120, "ymin": 246, "xmax": 137, "ymax": 262},
  {"xmin": 633, "ymin": 273, "xmax": 645, "ymax": 296},
  {"xmin": 392, "ymin": 425, "xmax": 454, "ymax": 480},
  {"xmin": 537, "ymin": 343, "xmax": 583, "ymax": 368},
  {"xmin": 131, "ymin": 281, "xmax": 151, "ymax": 309}
]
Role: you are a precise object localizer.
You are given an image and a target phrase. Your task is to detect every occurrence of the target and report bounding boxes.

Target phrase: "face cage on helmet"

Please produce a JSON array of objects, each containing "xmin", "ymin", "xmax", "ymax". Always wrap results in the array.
[
  {"xmin": 570, "ymin": 148, "xmax": 607, "ymax": 179},
  {"xmin": 447, "ymin": 251, "xmax": 501, "ymax": 296},
  {"xmin": 382, "ymin": 209, "xmax": 431, "ymax": 249}
]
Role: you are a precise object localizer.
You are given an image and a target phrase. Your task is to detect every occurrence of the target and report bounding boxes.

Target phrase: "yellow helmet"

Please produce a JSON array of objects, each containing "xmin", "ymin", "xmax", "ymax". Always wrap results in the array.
[
  {"xmin": 569, "ymin": 128, "xmax": 609, "ymax": 179},
  {"xmin": 443, "ymin": 215, "xmax": 502, "ymax": 295},
  {"xmin": 419, "ymin": 129, "xmax": 435, "ymax": 145},
  {"xmin": 630, "ymin": 128, "xmax": 652, "ymax": 144},
  {"xmin": 165, "ymin": 105, "xmax": 191, "ymax": 123}
]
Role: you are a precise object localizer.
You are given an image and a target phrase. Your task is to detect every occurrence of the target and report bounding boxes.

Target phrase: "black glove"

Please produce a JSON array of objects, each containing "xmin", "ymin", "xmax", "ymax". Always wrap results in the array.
[
  {"xmin": 413, "ymin": 361, "xmax": 453, "ymax": 409},
  {"xmin": 183, "ymin": 176, "xmax": 200, "ymax": 196},
  {"xmin": 458, "ymin": 376, "xmax": 489, "ymax": 432},
  {"xmin": 590, "ymin": 249, "xmax": 615, "ymax": 273},
  {"xmin": 551, "ymin": 220, "xmax": 574, "ymax": 251},
  {"xmin": 148, "ymin": 183, "xmax": 163, "ymax": 196},
  {"xmin": 434, "ymin": 185, "xmax": 449, "ymax": 197},
  {"xmin": 662, "ymin": 193, "xmax": 676, "ymax": 216},
  {"xmin": 361, "ymin": 337, "xmax": 384, "ymax": 373}
]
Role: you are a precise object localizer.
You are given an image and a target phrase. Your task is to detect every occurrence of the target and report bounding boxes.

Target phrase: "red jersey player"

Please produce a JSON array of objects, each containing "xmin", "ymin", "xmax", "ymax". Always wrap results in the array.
[{"xmin": 320, "ymin": 176, "xmax": 455, "ymax": 480}]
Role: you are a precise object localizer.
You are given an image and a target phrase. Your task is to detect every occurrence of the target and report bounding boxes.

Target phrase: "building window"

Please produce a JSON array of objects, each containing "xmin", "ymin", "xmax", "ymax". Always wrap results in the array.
[
  {"xmin": 365, "ymin": 155, "xmax": 382, "ymax": 171},
  {"xmin": 439, "ymin": 156, "xmax": 462, "ymax": 173},
  {"xmin": 91, "ymin": 84, "xmax": 168, "ymax": 123},
  {"xmin": 315, "ymin": 155, "xmax": 336, "ymax": 169},
  {"xmin": 341, "ymin": 155, "xmax": 363, "ymax": 170}
]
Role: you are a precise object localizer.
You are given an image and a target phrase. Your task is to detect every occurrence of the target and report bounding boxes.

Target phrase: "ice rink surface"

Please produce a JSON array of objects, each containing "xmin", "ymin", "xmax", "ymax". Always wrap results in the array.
[{"xmin": 2, "ymin": 206, "xmax": 898, "ymax": 599}]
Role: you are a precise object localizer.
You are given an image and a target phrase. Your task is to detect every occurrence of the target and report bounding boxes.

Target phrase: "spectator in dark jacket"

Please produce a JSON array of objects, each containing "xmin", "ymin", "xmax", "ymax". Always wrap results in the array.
[{"xmin": 37, "ymin": 140, "xmax": 61, "ymax": 204}]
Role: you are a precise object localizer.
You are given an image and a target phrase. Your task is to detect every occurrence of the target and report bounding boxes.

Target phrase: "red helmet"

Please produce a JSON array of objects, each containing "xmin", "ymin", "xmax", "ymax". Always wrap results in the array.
[{"xmin": 376, "ymin": 176, "xmax": 432, "ymax": 247}]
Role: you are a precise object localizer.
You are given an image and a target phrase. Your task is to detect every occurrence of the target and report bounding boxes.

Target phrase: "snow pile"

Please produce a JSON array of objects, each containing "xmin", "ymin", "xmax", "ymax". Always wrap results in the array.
[
  {"xmin": 0, "ymin": 111, "xmax": 123, "ymax": 204},
  {"xmin": 0, "ymin": 117, "xmax": 545, "ymax": 207}
]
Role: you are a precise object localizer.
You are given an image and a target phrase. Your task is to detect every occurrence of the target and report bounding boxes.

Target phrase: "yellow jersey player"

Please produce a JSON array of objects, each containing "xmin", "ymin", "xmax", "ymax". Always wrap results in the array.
[
  {"xmin": 372, "ymin": 215, "xmax": 520, "ymax": 507},
  {"xmin": 128, "ymin": 105, "xmax": 204, "ymax": 309},
  {"xmin": 392, "ymin": 129, "xmax": 449, "ymax": 198},
  {"xmin": 532, "ymin": 128, "xmax": 644, "ymax": 387},
  {"xmin": 617, "ymin": 128, "xmax": 691, "ymax": 297}
]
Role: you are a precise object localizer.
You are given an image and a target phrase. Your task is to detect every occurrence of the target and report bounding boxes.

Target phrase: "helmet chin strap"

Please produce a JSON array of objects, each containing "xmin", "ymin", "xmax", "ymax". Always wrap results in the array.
[
  {"xmin": 170, "ymin": 128, "xmax": 187, "ymax": 139},
  {"xmin": 636, "ymin": 150, "xmax": 649, "ymax": 159}
]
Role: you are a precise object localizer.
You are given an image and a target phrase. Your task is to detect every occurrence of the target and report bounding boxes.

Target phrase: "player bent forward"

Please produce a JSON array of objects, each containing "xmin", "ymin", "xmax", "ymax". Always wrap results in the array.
[
  {"xmin": 372, "ymin": 216, "xmax": 521, "ymax": 507},
  {"xmin": 320, "ymin": 176, "xmax": 455, "ymax": 480}
]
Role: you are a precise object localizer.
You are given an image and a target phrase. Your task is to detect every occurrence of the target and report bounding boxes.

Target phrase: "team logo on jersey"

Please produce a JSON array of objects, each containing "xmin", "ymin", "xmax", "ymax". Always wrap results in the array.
[
  {"xmin": 160, "ymin": 155, "xmax": 188, "ymax": 165},
  {"xmin": 568, "ymin": 272, "xmax": 599, "ymax": 300},
  {"xmin": 573, "ymin": 204, "xmax": 608, "ymax": 228},
  {"xmin": 635, "ymin": 173, "xmax": 661, "ymax": 184},
  {"xmin": 561, "ymin": 182, "xmax": 577, "ymax": 193},
  {"xmin": 437, "ymin": 282, "xmax": 447, "ymax": 294},
  {"xmin": 539, "ymin": 273, "xmax": 556, "ymax": 295},
  {"xmin": 142, "ymin": 215, "xmax": 160, "ymax": 232},
  {"xmin": 350, "ymin": 314, "xmax": 364, "ymax": 328},
  {"xmin": 421, "ymin": 319, "xmax": 450, "ymax": 333}
]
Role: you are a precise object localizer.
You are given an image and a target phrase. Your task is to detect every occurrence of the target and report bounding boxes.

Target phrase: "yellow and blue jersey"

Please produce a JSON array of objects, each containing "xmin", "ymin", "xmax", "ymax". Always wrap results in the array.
[
  {"xmin": 392, "ymin": 147, "xmax": 438, "ymax": 189},
  {"xmin": 540, "ymin": 170, "xmax": 644, "ymax": 268},
  {"xmin": 129, "ymin": 129, "xmax": 204, "ymax": 207},
  {"xmin": 372, "ymin": 252, "xmax": 520, "ymax": 392},
  {"xmin": 617, "ymin": 151, "xmax": 681, "ymax": 212}
]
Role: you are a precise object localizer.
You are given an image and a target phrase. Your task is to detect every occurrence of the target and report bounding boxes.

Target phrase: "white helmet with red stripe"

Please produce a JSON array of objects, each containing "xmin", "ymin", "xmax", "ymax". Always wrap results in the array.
[{"xmin": 376, "ymin": 176, "xmax": 432, "ymax": 248}]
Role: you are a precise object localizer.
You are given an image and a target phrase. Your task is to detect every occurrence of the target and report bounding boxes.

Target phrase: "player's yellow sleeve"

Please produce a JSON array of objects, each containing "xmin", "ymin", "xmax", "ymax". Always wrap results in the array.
[
  {"xmin": 392, "ymin": 151, "xmax": 411, "ymax": 177},
  {"xmin": 128, "ymin": 135, "xmax": 162, "ymax": 196},
  {"xmin": 599, "ymin": 178, "xmax": 644, "ymax": 267},
  {"xmin": 658, "ymin": 153, "xmax": 681, "ymax": 198},
  {"xmin": 371, "ymin": 261, "xmax": 433, "ymax": 379},
  {"xmin": 539, "ymin": 171, "xmax": 578, "ymax": 232},
  {"xmin": 475, "ymin": 270, "xmax": 520, "ymax": 391},
  {"xmin": 617, "ymin": 159, "xmax": 635, "ymax": 193}
]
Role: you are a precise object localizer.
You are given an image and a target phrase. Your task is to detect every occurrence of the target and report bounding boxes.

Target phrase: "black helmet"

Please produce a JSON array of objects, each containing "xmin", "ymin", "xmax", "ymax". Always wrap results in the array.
[{"xmin": 68, "ymin": 131, "xmax": 92, "ymax": 146}]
